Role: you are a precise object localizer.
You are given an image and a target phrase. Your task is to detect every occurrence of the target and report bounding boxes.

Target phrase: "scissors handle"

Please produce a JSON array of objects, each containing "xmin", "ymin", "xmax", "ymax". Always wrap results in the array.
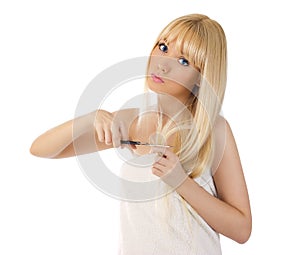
[{"xmin": 120, "ymin": 140, "xmax": 141, "ymax": 145}]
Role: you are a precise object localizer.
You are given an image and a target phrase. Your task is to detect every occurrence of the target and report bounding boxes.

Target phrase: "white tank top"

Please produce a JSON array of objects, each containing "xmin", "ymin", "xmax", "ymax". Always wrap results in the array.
[{"xmin": 118, "ymin": 153, "xmax": 222, "ymax": 255}]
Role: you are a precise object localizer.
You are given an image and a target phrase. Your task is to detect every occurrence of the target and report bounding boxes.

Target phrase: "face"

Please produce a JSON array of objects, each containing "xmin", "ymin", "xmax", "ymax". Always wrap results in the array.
[{"xmin": 147, "ymin": 40, "xmax": 200, "ymax": 103}]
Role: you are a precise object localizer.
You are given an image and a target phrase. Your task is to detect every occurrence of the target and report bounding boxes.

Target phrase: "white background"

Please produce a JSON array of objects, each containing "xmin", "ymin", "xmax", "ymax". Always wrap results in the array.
[{"xmin": 1, "ymin": 0, "xmax": 300, "ymax": 254}]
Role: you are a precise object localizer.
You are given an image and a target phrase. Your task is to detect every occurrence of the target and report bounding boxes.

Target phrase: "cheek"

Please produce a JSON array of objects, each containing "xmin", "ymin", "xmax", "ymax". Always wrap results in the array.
[
  {"xmin": 148, "ymin": 55, "xmax": 160, "ymax": 72},
  {"xmin": 165, "ymin": 80, "xmax": 192, "ymax": 99},
  {"xmin": 170, "ymin": 71, "xmax": 198, "ymax": 91}
]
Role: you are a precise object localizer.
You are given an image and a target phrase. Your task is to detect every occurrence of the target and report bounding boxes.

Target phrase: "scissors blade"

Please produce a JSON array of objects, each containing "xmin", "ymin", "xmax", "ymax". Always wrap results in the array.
[{"xmin": 140, "ymin": 143, "xmax": 173, "ymax": 148}]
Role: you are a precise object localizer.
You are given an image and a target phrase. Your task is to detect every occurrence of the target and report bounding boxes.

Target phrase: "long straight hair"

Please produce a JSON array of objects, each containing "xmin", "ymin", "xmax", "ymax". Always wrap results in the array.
[{"xmin": 146, "ymin": 14, "xmax": 227, "ymax": 179}]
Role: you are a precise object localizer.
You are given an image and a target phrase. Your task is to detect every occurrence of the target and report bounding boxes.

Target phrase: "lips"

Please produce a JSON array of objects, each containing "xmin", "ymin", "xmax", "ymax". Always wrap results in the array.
[{"xmin": 151, "ymin": 73, "xmax": 164, "ymax": 83}]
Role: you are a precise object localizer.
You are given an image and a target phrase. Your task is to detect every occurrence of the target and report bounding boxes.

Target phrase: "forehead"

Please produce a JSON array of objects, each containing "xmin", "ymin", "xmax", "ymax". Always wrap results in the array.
[
  {"xmin": 159, "ymin": 22, "xmax": 200, "ymax": 49},
  {"xmin": 158, "ymin": 25, "xmax": 203, "ymax": 62}
]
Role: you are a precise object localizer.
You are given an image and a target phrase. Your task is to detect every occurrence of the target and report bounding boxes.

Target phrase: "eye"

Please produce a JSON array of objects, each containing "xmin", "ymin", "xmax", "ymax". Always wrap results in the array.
[
  {"xmin": 158, "ymin": 43, "xmax": 168, "ymax": 53},
  {"xmin": 178, "ymin": 57, "xmax": 189, "ymax": 66}
]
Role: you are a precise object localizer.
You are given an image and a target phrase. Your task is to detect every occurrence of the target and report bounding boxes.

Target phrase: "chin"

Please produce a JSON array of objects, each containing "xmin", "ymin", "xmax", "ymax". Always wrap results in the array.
[{"xmin": 147, "ymin": 81, "xmax": 163, "ymax": 93}]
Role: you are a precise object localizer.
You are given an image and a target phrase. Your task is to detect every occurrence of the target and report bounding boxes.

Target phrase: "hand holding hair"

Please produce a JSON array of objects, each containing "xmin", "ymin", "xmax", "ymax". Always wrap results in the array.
[{"xmin": 151, "ymin": 147, "xmax": 188, "ymax": 188}]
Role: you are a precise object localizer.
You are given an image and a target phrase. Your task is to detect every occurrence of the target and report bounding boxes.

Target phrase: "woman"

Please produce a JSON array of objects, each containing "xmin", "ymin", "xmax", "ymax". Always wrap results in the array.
[{"xmin": 30, "ymin": 13, "xmax": 251, "ymax": 254}]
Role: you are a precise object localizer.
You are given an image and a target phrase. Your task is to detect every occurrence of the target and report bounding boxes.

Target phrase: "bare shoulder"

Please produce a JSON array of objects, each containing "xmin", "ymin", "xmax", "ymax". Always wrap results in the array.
[
  {"xmin": 213, "ymin": 114, "xmax": 227, "ymax": 137},
  {"xmin": 212, "ymin": 115, "xmax": 240, "ymax": 171},
  {"xmin": 213, "ymin": 115, "xmax": 247, "ymax": 199},
  {"xmin": 215, "ymin": 115, "xmax": 239, "ymax": 156},
  {"xmin": 213, "ymin": 115, "xmax": 240, "ymax": 152},
  {"xmin": 211, "ymin": 115, "xmax": 227, "ymax": 172}
]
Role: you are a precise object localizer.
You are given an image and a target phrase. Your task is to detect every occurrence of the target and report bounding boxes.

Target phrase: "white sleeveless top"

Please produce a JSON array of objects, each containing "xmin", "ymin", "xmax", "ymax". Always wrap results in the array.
[{"xmin": 118, "ymin": 153, "xmax": 222, "ymax": 255}]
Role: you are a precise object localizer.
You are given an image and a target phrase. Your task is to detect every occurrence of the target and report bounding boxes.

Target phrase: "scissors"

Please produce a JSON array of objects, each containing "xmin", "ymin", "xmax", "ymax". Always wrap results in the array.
[{"xmin": 120, "ymin": 140, "xmax": 173, "ymax": 148}]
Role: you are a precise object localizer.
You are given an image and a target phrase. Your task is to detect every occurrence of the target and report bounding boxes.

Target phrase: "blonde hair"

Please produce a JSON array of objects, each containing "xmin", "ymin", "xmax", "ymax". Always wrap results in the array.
[{"xmin": 146, "ymin": 14, "xmax": 227, "ymax": 179}]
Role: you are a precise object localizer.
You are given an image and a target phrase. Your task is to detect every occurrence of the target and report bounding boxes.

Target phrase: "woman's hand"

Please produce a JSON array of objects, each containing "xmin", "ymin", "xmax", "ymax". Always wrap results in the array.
[
  {"xmin": 93, "ymin": 109, "xmax": 128, "ymax": 148},
  {"xmin": 151, "ymin": 148, "xmax": 188, "ymax": 188}
]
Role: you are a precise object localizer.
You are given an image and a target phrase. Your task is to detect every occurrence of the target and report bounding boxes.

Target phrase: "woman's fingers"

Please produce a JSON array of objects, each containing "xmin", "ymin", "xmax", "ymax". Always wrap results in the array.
[
  {"xmin": 155, "ymin": 157, "xmax": 168, "ymax": 167},
  {"xmin": 112, "ymin": 120, "xmax": 133, "ymax": 150},
  {"xmin": 94, "ymin": 110, "xmax": 112, "ymax": 143},
  {"xmin": 104, "ymin": 126, "xmax": 112, "ymax": 145},
  {"xmin": 94, "ymin": 110, "xmax": 131, "ymax": 148},
  {"xmin": 95, "ymin": 124, "xmax": 105, "ymax": 143},
  {"xmin": 150, "ymin": 146, "xmax": 168, "ymax": 157},
  {"xmin": 150, "ymin": 148, "xmax": 188, "ymax": 188},
  {"xmin": 111, "ymin": 122, "xmax": 121, "ymax": 147},
  {"xmin": 152, "ymin": 167, "xmax": 162, "ymax": 177}
]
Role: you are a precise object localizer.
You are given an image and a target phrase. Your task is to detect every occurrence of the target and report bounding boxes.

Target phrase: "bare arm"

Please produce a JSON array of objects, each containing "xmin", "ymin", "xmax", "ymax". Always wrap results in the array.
[
  {"xmin": 30, "ymin": 111, "xmax": 111, "ymax": 158},
  {"xmin": 175, "ymin": 119, "xmax": 252, "ymax": 243},
  {"xmin": 30, "ymin": 108, "xmax": 138, "ymax": 159}
]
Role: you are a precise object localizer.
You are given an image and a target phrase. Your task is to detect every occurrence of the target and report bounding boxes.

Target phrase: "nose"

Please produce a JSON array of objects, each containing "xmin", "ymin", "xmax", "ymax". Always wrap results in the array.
[{"xmin": 158, "ymin": 63, "xmax": 168, "ymax": 73}]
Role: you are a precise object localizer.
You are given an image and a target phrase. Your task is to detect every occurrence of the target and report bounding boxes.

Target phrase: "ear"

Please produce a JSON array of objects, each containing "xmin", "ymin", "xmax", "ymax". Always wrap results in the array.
[
  {"xmin": 196, "ymin": 73, "xmax": 202, "ymax": 86},
  {"xmin": 192, "ymin": 84, "xmax": 200, "ymax": 96}
]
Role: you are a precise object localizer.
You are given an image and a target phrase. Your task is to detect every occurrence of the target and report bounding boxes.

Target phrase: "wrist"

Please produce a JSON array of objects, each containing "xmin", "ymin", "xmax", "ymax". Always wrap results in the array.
[
  {"xmin": 73, "ymin": 111, "xmax": 95, "ymax": 138},
  {"xmin": 175, "ymin": 175, "xmax": 193, "ymax": 196}
]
